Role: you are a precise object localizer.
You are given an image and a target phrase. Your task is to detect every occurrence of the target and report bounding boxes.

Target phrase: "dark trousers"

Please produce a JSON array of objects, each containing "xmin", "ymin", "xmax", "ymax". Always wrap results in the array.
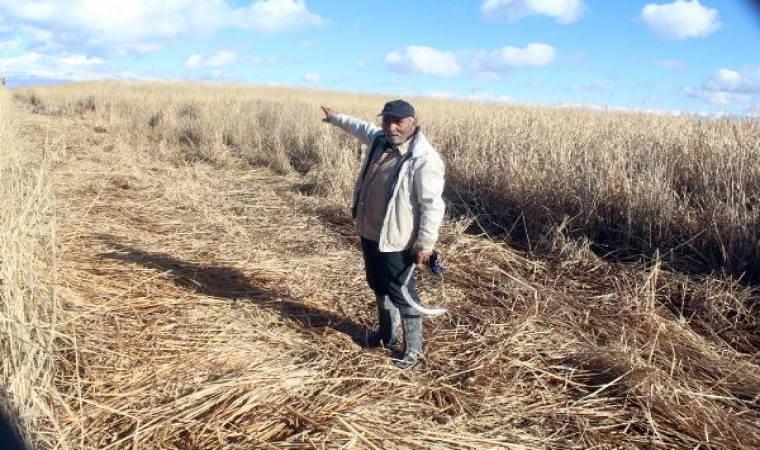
[{"xmin": 360, "ymin": 237, "xmax": 422, "ymax": 316}]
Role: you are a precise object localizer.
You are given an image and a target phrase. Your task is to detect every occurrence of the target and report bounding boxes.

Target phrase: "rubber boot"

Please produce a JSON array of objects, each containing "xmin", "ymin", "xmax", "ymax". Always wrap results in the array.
[
  {"xmin": 395, "ymin": 313, "xmax": 423, "ymax": 370},
  {"xmin": 367, "ymin": 295, "xmax": 400, "ymax": 348}
]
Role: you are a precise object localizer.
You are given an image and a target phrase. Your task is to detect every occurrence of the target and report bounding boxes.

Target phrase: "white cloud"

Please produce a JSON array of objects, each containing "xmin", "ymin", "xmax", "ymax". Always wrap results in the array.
[
  {"xmin": 686, "ymin": 67, "xmax": 760, "ymax": 105},
  {"xmin": 417, "ymin": 89, "xmax": 514, "ymax": 103},
  {"xmin": 0, "ymin": 51, "xmax": 118, "ymax": 81},
  {"xmin": 18, "ymin": 26, "xmax": 54, "ymax": 43},
  {"xmin": 685, "ymin": 87, "xmax": 750, "ymax": 105},
  {"xmin": 470, "ymin": 43, "xmax": 555, "ymax": 76},
  {"xmin": 0, "ymin": 37, "xmax": 23, "ymax": 52},
  {"xmin": 356, "ymin": 58, "xmax": 368, "ymax": 70},
  {"xmin": 205, "ymin": 50, "xmax": 237, "ymax": 67},
  {"xmin": 241, "ymin": 0, "xmax": 326, "ymax": 33},
  {"xmin": 640, "ymin": 0, "xmax": 720, "ymax": 40},
  {"xmin": 58, "ymin": 54, "xmax": 105, "ymax": 66},
  {"xmin": 303, "ymin": 72, "xmax": 322, "ymax": 81},
  {"xmin": 0, "ymin": 0, "xmax": 327, "ymax": 55},
  {"xmin": 385, "ymin": 46, "xmax": 461, "ymax": 77},
  {"xmin": 385, "ymin": 43, "xmax": 555, "ymax": 79},
  {"xmin": 481, "ymin": 0, "xmax": 585, "ymax": 24},
  {"xmin": 703, "ymin": 68, "xmax": 760, "ymax": 94},
  {"xmin": 185, "ymin": 50, "xmax": 238, "ymax": 68},
  {"xmin": 185, "ymin": 54, "xmax": 202, "ymax": 69},
  {"xmin": 301, "ymin": 39, "xmax": 314, "ymax": 48}
]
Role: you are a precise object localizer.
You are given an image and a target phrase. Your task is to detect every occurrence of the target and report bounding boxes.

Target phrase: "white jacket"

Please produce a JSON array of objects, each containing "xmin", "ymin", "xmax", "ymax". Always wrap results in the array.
[{"xmin": 330, "ymin": 114, "xmax": 446, "ymax": 252}]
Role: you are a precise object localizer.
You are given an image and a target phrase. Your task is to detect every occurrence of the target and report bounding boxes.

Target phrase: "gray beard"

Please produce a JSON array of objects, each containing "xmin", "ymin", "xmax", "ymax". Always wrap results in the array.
[{"xmin": 387, "ymin": 129, "xmax": 415, "ymax": 145}]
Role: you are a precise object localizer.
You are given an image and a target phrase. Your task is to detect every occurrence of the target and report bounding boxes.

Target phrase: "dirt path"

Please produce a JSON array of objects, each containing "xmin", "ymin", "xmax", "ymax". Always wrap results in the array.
[{"xmin": 17, "ymin": 108, "xmax": 760, "ymax": 449}]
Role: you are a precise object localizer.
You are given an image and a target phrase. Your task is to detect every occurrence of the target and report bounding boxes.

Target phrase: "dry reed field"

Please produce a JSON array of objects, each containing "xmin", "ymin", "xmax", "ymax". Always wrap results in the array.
[{"xmin": 1, "ymin": 81, "xmax": 759, "ymax": 449}]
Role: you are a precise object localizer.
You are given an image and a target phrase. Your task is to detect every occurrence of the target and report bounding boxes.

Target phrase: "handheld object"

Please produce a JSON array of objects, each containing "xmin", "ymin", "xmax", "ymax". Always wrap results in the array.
[
  {"xmin": 428, "ymin": 251, "xmax": 445, "ymax": 276},
  {"xmin": 400, "ymin": 251, "xmax": 448, "ymax": 317}
]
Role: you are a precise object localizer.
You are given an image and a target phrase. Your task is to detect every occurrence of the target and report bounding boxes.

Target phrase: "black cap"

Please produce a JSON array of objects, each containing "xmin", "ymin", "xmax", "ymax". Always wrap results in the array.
[{"xmin": 378, "ymin": 99, "xmax": 415, "ymax": 119}]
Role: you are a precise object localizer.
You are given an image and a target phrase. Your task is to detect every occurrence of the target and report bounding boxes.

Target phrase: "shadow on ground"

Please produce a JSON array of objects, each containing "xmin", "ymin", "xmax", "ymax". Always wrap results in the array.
[{"xmin": 96, "ymin": 235, "xmax": 373, "ymax": 347}]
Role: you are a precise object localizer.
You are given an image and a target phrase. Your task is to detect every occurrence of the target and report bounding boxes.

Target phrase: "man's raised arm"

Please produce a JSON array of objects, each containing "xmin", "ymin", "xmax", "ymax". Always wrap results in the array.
[{"xmin": 321, "ymin": 106, "xmax": 382, "ymax": 146}]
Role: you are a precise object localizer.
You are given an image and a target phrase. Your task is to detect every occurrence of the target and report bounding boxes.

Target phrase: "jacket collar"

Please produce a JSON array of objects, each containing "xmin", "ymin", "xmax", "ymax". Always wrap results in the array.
[{"xmin": 409, "ymin": 129, "xmax": 430, "ymax": 158}]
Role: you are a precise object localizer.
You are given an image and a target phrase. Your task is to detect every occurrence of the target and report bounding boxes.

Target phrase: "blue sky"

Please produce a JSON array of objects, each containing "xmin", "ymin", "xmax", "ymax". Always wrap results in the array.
[{"xmin": 0, "ymin": 0, "xmax": 758, "ymax": 116}]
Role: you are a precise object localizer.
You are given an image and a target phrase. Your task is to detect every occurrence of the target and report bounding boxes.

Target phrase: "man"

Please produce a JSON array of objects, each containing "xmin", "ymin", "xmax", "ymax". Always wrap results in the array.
[{"xmin": 320, "ymin": 99, "xmax": 446, "ymax": 370}]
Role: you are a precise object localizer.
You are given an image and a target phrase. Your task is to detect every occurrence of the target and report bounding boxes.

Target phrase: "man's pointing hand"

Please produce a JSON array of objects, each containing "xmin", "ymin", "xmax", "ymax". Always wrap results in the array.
[{"xmin": 321, "ymin": 106, "xmax": 337, "ymax": 123}]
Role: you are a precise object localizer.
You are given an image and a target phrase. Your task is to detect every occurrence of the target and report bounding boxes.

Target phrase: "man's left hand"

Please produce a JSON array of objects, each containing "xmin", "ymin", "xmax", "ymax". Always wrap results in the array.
[{"xmin": 414, "ymin": 249, "xmax": 433, "ymax": 267}]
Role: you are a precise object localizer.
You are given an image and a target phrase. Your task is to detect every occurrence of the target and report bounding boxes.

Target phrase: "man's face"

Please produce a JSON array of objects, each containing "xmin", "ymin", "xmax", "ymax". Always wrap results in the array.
[{"xmin": 382, "ymin": 115, "xmax": 416, "ymax": 144}]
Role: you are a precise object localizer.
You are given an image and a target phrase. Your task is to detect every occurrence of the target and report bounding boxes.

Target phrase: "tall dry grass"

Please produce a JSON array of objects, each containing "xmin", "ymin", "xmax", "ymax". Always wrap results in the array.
[
  {"xmin": 14, "ymin": 81, "xmax": 760, "ymax": 280},
  {"xmin": 0, "ymin": 91, "xmax": 64, "ymax": 447},
  {"xmin": 6, "ymin": 81, "xmax": 759, "ymax": 449}
]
